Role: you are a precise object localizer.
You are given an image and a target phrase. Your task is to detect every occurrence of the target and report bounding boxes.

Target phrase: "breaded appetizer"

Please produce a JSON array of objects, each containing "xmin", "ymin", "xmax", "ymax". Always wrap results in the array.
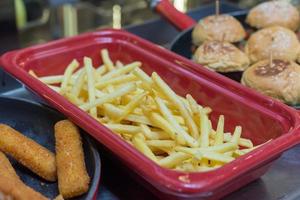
[
  {"xmin": 0, "ymin": 151, "xmax": 20, "ymax": 181},
  {"xmin": 0, "ymin": 124, "xmax": 56, "ymax": 181},
  {"xmin": 54, "ymin": 120, "xmax": 90, "ymax": 198},
  {"xmin": 0, "ymin": 174, "xmax": 48, "ymax": 200}
]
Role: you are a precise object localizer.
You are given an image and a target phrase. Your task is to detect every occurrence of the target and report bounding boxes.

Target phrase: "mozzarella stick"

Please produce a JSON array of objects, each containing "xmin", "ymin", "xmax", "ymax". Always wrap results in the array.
[
  {"xmin": 0, "ymin": 124, "xmax": 56, "ymax": 181},
  {"xmin": 55, "ymin": 120, "xmax": 90, "ymax": 199},
  {"xmin": 0, "ymin": 174, "xmax": 48, "ymax": 200},
  {"xmin": 0, "ymin": 151, "xmax": 20, "ymax": 181}
]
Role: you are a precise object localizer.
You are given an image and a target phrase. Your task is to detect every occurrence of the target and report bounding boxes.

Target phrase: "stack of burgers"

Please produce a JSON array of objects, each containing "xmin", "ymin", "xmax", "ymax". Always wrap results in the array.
[{"xmin": 192, "ymin": 1, "xmax": 300, "ymax": 105}]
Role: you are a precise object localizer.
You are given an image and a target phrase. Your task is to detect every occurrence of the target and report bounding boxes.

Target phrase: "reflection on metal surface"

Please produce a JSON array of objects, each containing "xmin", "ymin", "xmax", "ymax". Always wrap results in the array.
[
  {"xmin": 113, "ymin": 4, "xmax": 122, "ymax": 29},
  {"xmin": 173, "ymin": 0, "xmax": 188, "ymax": 13},
  {"xmin": 62, "ymin": 4, "xmax": 78, "ymax": 37}
]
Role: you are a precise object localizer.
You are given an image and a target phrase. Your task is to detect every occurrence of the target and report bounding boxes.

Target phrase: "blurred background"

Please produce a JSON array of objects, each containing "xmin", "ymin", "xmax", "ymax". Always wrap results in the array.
[{"xmin": 1, "ymin": 0, "xmax": 300, "ymax": 52}]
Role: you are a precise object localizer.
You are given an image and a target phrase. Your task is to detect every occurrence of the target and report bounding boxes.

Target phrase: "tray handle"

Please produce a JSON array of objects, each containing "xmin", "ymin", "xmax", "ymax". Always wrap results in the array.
[{"xmin": 149, "ymin": 0, "xmax": 196, "ymax": 31}]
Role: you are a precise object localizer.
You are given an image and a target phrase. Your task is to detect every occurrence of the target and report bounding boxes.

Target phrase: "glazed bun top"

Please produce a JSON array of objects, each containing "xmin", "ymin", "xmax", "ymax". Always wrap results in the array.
[
  {"xmin": 245, "ymin": 26, "xmax": 300, "ymax": 63},
  {"xmin": 242, "ymin": 59, "xmax": 300, "ymax": 104},
  {"xmin": 246, "ymin": 1, "xmax": 300, "ymax": 31},
  {"xmin": 193, "ymin": 41, "xmax": 250, "ymax": 72},
  {"xmin": 192, "ymin": 14, "xmax": 246, "ymax": 46}
]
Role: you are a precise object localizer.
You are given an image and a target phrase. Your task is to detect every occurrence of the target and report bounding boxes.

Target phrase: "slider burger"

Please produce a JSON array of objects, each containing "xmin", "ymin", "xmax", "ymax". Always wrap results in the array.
[
  {"xmin": 245, "ymin": 26, "xmax": 300, "ymax": 64},
  {"xmin": 192, "ymin": 14, "xmax": 246, "ymax": 46},
  {"xmin": 193, "ymin": 40, "xmax": 249, "ymax": 72},
  {"xmin": 246, "ymin": 1, "xmax": 300, "ymax": 31},
  {"xmin": 242, "ymin": 59, "xmax": 300, "ymax": 105}
]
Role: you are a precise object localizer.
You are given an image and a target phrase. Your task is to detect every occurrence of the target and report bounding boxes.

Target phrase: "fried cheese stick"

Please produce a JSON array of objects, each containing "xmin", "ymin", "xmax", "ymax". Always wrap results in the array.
[
  {"xmin": 0, "ymin": 152, "xmax": 48, "ymax": 200},
  {"xmin": 54, "ymin": 120, "xmax": 90, "ymax": 198},
  {"xmin": 0, "ymin": 174, "xmax": 48, "ymax": 200},
  {"xmin": 0, "ymin": 124, "xmax": 56, "ymax": 181},
  {"xmin": 0, "ymin": 151, "xmax": 20, "ymax": 181}
]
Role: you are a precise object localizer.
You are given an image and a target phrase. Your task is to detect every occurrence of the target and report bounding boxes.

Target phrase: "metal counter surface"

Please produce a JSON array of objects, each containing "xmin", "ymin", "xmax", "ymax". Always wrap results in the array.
[{"xmin": 0, "ymin": 2, "xmax": 299, "ymax": 200}]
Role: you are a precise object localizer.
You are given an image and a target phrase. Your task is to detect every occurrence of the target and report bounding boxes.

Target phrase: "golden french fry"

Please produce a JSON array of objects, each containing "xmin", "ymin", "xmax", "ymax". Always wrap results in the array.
[
  {"xmin": 132, "ymin": 135, "xmax": 158, "ymax": 162},
  {"xmin": 116, "ymin": 92, "xmax": 147, "ymax": 122},
  {"xmin": 79, "ymin": 83, "xmax": 136, "ymax": 111},
  {"xmin": 60, "ymin": 59, "xmax": 80, "ymax": 95},
  {"xmin": 101, "ymin": 49, "xmax": 115, "ymax": 71},
  {"xmin": 104, "ymin": 124, "xmax": 141, "ymax": 135},
  {"xmin": 97, "ymin": 61, "xmax": 141, "ymax": 83},
  {"xmin": 155, "ymin": 97, "xmax": 198, "ymax": 147},
  {"xmin": 116, "ymin": 60, "xmax": 124, "ymax": 68},
  {"xmin": 96, "ymin": 74, "xmax": 137, "ymax": 89},
  {"xmin": 39, "ymin": 75, "xmax": 63, "ymax": 84},
  {"xmin": 152, "ymin": 72, "xmax": 199, "ymax": 139},
  {"xmin": 231, "ymin": 126, "xmax": 242, "ymax": 144},
  {"xmin": 215, "ymin": 115, "xmax": 224, "ymax": 145},
  {"xmin": 71, "ymin": 69, "xmax": 86, "ymax": 98},
  {"xmin": 199, "ymin": 111, "xmax": 210, "ymax": 147},
  {"xmin": 84, "ymin": 57, "xmax": 97, "ymax": 117},
  {"xmin": 148, "ymin": 112, "xmax": 177, "ymax": 140},
  {"xmin": 158, "ymin": 152, "xmax": 190, "ymax": 168},
  {"xmin": 202, "ymin": 151, "xmax": 234, "ymax": 163},
  {"xmin": 96, "ymin": 65, "xmax": 106, "ymax": 76},
  {"xmin": 146, "ymin": 140, "xmax": 176, "ymax": 149}
]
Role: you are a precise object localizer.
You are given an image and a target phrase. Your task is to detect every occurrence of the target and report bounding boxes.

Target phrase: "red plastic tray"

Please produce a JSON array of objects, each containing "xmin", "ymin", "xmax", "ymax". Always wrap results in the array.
[{"xmin": 1, "ymin": 29, "xmax": 300, "ymax": 200}]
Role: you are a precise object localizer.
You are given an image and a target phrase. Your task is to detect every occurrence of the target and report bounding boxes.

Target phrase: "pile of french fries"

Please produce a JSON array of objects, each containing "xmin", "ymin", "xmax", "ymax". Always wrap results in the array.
[{"xmin": 30, "ymin": 49, "xmax": 261, "ymax": 172}]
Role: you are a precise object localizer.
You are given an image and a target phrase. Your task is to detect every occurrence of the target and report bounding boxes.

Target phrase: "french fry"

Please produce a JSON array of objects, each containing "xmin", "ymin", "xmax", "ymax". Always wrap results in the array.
[
  {"xmin": 155, "ymin": 97, "xmax": 198, "ymax": 147},
  {"xmin": 116, "ymin": 92, "xmax": 147, "ymax": 122},
  {"xmin": 79, "ymin": 83, "xmax": 136, "ymax": 111},
  {"xmin": 140, "ymin": 124, "xmax": 170, "ymax": 140},
  {"xmin": 96, "ymin": 74, "xmax": 137, "ymax": 89},
  {"xmin": 40, "ymin": 75, "xmax": 63, "ymax": 84},
  {"xmin": 214, "ymin": 115, "xmax": 224, "ymax": 145},
  {"xmin": 152, "ymin": 72, "xmax": 199, "ymax": 139},
  {"xmin": 116, "ymin": 60, "xmax": 124, "ymax": 68},
  {"xmin": 101, "ymin": 49, "xmax": 115, "ymax": 71},
  {"xmin": 104, "ymin": 124, "xmax": 141, "ymax": 135},
  {"xmin": 231, "ymin": 126, "xmax": 242, "ymax": 145},
  {"xmin": 97, "ymin": 61, "xmax": 141, "ymax": 82},
  {"xmin": 202, "ymin": 151, "xmax": 234, "ymax": 163},
  {"xmin": 132, "ymin": 135, "xmax": 158, "ymax": 162},
  {"xmin": 96, "ymin": 65, "xmax": 106, "ymax": 76},
  {"xmin": 60, "ymin": 59, "xmax": 79, "ymax": 95},
  {"xmin": 158, "ymin": 152, "xmax": 190, "ymax": 168},
  {"xmin": 200, "ymin": 111, "xmax": 210, "ymax": 148},
  {"xmin": 84, "ymin": 57, "xmax": 97, "ymax": 117},
  {"xmin": 71, "ymin": 69, "xmax": 86, "ymax": 98},
  {"xmin": 146, "ymin": 140, "xmax": 176, "ymax": 149},
  {"xmin": 147, "ymin": 112, "xmax": 177, "ymax": 140}
]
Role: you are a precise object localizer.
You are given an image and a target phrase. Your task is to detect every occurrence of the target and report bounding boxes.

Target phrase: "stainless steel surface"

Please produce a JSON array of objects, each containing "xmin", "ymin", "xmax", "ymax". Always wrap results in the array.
[{"xmin": 1, "ymin": 1, "xmax": 300, "ymax": 199}]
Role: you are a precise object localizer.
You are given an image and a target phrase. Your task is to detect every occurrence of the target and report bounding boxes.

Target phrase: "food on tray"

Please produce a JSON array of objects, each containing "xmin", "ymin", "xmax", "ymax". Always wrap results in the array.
[
  {"xmin": 246, "ymin": 1, "xmax": 300, "ymax": 31},
  {"xmin": 31, "ymin": 49, "xmax": 262, "ymax": 172},
  {"xmin": 0, "ymin": 124, "xmax": 56, "ymax": 181},
  {"xmin": 0, "ymin": 152, "xmax": 48, "ymax": 200},
  {"xmin": 55, "ymin": 120, "xmax": 90, "ymax": 199},
  {"xmin": 54, "ymin": 194, "xmax": 64, "ymax": 200},
  {"xmin": 242, "ymin": 59, "xmax": 300, "ymax": 104},
  {"xmin": 0, "ymin": 174, "xmax": 48, "ymax": 200},
  {"xmin": 0, "ymin": 121, "xmax": 91, "ymax": 198},
  {"xmin": 192, "ymin": 14, "xmax": 246, "ymax": 46},
  {"xmin": 245, "ymin": 26, "xmax": 300, "ymax": 64},
  {"xmin": 0, "ymin": 151, "xmax": 20, "ymax": 181},
  {"xmin": 193, "ymin": 41, "xmax": 250, "ymax": 72}
]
